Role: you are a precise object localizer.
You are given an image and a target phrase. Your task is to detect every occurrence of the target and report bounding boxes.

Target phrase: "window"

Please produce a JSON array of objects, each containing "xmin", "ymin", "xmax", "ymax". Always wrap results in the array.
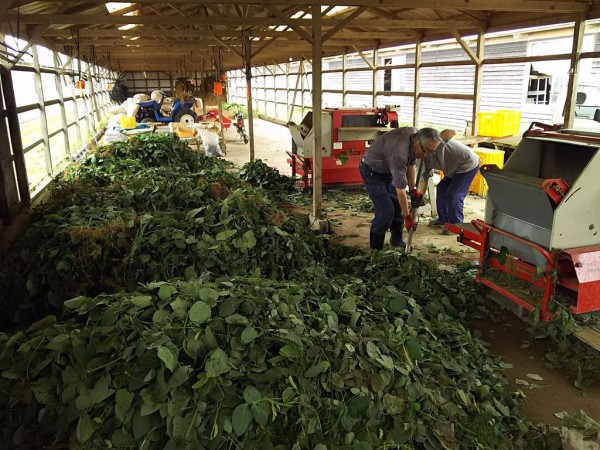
[{"xmin": 527, "ymin": 66, "xmax": 551, "ymax": 105}]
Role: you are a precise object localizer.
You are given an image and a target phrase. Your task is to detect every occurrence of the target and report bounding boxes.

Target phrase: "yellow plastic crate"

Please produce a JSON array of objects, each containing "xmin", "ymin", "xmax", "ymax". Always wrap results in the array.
[
  {"xmin": 120, "ymin": 115, "xmax": 137, "ymax": 129},
  {"xmin": 469, "ymin": 147, "xmax": 505, "ymax": 196},
  {"xmin": 478, "ymin": 109, "xmax": 522, "ymax": 137}
]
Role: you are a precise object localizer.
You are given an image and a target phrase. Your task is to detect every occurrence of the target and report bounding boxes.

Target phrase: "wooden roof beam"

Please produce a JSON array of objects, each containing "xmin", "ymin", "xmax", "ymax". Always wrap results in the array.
[
  {"xmin": 20, "ymin": 1, "xmax": 587, "ymax": 13},
  {"xmin": 449, "ymin": 29, "xmax": 480, "ymax": 64},
  {"xmin": 351, "ymin": 45, "xmax": 375, "ymax": 70},
  {"xmin": 213, "ymin": 36, "xmax": 243, "ymax": 57},
  {"xmin": 322, "ymin": 6, "xmax": 367, "ymax": 42},
  {"xmin": 43, "ymin": 29, "xmax": 418, "ymax": 39},
  {"xmin": 0, "ymin": 1, "xmax": 15, "ymax": 15},
  {"xmin": 0, "ymin": 14, "xmax": 485, "ymax": 29},
  {"xmin": 265, "ymin": 5, "xmax": 313, "ymax": 44}
]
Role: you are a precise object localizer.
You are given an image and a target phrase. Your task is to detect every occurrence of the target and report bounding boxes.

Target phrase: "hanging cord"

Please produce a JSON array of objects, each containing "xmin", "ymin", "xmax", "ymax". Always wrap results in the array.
[
  {"xmin": 71, "ymin": 29, "xmax": 82, "ymax": 81},
  {"xmin": 6, "ymin": 5, "xmax": 32, "ymax": 61}
]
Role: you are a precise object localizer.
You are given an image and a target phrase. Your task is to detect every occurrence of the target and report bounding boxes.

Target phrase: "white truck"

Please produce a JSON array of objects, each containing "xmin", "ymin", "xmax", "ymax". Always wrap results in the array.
[{"xmin": 552, "ymin": 80, "xmax": 600, "ymax": 131}]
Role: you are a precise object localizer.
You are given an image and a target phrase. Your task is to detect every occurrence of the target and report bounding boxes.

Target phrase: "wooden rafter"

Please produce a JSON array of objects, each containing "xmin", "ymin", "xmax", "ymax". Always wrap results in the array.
[
  {"xmin": 322, "ymin": 6, "xmax": 367, "ymax": 42},
  {"xmin": 265, "ymin": 5, "xmax": 314, "ymax": 44},
  {"xmin": 41, "ymin": 29, "xmax": 420, "ymax": 39},
  {"xmin": 351, "ymin": 45, "xmax": 375, "ymax": 70},
  {"xmin": 0, "ymin": 14, "xmax": 485, "ymax": 29},
  {"xmin": 449, "ymin": 29, "xmax": 480, "ymax": 63},
  {"xmin": 7, "ymin": 0, "xmax": 586, "ymax": 13}
]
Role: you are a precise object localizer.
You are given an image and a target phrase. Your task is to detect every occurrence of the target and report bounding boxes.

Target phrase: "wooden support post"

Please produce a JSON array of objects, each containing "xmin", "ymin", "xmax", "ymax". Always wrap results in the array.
[
  {"xmin": 288, "ymin": 61, "xmax": 302, "ymax": 122},
  {"xmin": 89, "ymin": 64, "xmax": 101, "ymax": 123},
  {"xmin": 413, "ymin": 39, "xmax": 422, "ymax": 127},
  {"xmin": 472, "ymin": 30, "xmax": 485, "ymax": 136},
  {"xmin": 2, "ymin": 70, "xmax": 29, "ymax": 209},
  {"xmin": 285, "ymin": 62, "xmax": 290, "ymax": 122},
  {"xmin": 564, "ymin": 15, "xmax": 586, "ymax": 129},
  {"xmin": 82, "ymin": 67, "xmax": 96, "ymax": 134},
  {"xmin": 312, "ymin": 4, "xmax": 323, "ymax": 220},
  {"xmin": 70, "ymin": 79, "xmax": 83, "ymax": 149},
  {"xmin": 54, "ymin": 51, "xmax": 71, "ymax": 156},
  {"xmin": 263, "ymin": 66, "xmax": 267, "ymax": 115},
  {"xmin": 342, "ymin": 48, "xmax": 347, "ymax": 107},
  {"xmin": 242, "ymin": 33, "xmax": 255, "ymax": 161},
  {"xmin": 301, "ymin": 59, "xmax": 305, "ymax": 119},
  {"xmin": 32, "ymin": 46, "xmax": 52, "ymax": 177},
  {"xmin": 0, "ymin": 66, "xmax": 30, "ymax": 223},
  {"xmin": 372, "ymin": 47, "xmax": 378, "ymax": 107}
]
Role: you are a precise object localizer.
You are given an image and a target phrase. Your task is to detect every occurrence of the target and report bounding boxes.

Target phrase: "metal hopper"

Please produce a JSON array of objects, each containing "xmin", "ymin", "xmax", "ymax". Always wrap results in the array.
[{"xmin": 447, "ymin": 124, "xmax": 600, "ymax": 321}]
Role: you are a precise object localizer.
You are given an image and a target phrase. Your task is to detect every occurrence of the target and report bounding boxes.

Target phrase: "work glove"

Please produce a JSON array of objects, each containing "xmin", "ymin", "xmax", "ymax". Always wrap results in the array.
[
  {"xmin": 409, "ymin": 188, "xmax": 424, "ymax": 207},
  {"xmin": 404, "ymin": 215, "xmax": 417, "ymax": 232}
]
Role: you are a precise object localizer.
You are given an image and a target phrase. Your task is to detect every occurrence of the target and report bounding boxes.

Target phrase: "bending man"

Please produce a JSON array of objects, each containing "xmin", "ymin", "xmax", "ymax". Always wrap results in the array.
[
  {"xmin": 426, "ymin": 130, "xmax": 481, "ymax": 232},
  {"xmin": 359, "ymin": 127, "xmax": 442, "ymax": 250}
]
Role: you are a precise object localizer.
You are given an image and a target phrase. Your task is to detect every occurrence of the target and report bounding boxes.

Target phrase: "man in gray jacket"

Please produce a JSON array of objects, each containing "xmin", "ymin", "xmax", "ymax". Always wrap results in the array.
[
  {"xmin": 425, "ymin": 131, "xmax": 481, "ymax": 232},
  {"xmin": 360, "ymin": 127, "xmax": 442, "ymax": 250}
]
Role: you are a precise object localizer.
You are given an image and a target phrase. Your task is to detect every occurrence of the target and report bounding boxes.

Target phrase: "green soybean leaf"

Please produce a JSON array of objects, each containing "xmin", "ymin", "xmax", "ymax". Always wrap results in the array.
[
  {"xmin": 242, "ymin": 230, "xmax": 257, "ymax": 249},
  {"xmin": 158, "ymin": 285, "xmax": 174, "ymax": 301},
  {"xmin": 251, "ymin": 404, "xmax": 269, "ymax": 427},
  {"xmin": 76, "ymin": 415, "xmax": 99, "ymax": 444},
  {"xmin": 224, "ymin": 314, "xmax": 249, "ymax": 325},
  {"xmin": 243, "ymin": 385, "xmax": 262, "ymax": 404},
  {"xmin": 232, "ymin": 403, "xmax": 253, "ymax": 436},
  {"xmin": 168, "ymin": 366, "xmax": 192, "ymax": 388},
  {"xmin": 90, "ymin": 375, "xmax": 112, "ymax": 404},
  {"xmin": 189, "ymin": 301, "xmax": 211, "ymax": 323},
  {"xmin": 216, "ymin": 230, "xmax": 237, "ymax": 241},
  {"xmin": 75, "ymin": 390, "xmax": 92, "ymax": 410},
  {"xmin": 240, "ymin": 326, "xmax": 259, "ymax": 344},
  {"xmin": 197, "ymin": 287, "xmax": 219, "ymax": 302},
  {"xmin": 206, "ymin": 348, "xmax": 230, "ymax": 378},
  {"xmin": 115, "ymin": 389, "xmax": 134, "ymax": 422},
  {"xmin": 184, "ymin": 266, "xmax": 197, "ymax": 281},
  {"xmin": 131, "ymin": 295, "xmax": 153, "ymax": 307},
  {"xmin": 157, "ymin": 346, "xmax": 178, "ymax": 372},
  {"xmin": 406, "ymin": 337, "xmax": 423, "ymax": 360},
  {"xmin": 132, "ymin": 410, "xmax": 153, "ymax": 441},
  {"xmin": 305, "ymin": 361, "xmax": 330, "ymax": 378}
]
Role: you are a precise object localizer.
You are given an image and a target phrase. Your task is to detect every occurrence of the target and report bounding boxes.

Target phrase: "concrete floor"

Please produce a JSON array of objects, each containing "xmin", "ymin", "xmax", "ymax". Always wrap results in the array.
[{"xmin": 221, "ymin": 118, "xmax": 487, "ymax": 259}]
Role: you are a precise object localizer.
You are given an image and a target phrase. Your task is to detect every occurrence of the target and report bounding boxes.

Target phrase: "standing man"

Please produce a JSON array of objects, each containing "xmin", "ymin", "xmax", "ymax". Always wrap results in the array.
[
  {"xmin": 359, "ymin": 127, "xmax": 442, "ymax": 250},
  {"xmin": 425, "ymin": 130, "xmax": 481, "ymax": 233}
]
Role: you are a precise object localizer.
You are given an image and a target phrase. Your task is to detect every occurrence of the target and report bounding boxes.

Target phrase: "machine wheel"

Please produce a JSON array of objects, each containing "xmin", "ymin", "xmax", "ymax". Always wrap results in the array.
[
  {"xmin": 140, "ymin": 118, "xmax": 154, "ymax": 124},
  {"xmin": 174, "ymin": 109, "xmax": 198, "ymax": 126}
]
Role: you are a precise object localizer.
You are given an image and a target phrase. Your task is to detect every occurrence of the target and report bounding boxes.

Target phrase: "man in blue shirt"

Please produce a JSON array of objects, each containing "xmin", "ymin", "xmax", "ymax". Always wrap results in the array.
[{"xmin": 360, "ymin": 127, "xmax": 442, "ymax": 250}]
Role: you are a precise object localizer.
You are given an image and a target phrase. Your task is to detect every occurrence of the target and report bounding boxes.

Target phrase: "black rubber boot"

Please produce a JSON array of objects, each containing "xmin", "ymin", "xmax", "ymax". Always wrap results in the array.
[
  {"xmin": 369, "ymin": 232, "xmax": 386, "ymax": 250},
  {"xmin": 389, "ymin": 216, "xmax": 406, "ymax": 248},
  {"xmin": 390, "ymin": 231, "xmax": 407, "ymax": 248}
]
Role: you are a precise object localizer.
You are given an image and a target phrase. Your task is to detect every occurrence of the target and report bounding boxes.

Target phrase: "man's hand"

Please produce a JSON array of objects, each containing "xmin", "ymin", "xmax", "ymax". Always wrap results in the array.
[
  {"xmin": 409, "ymin": 188, "xmax": 424, "ymax": 207},
  {"xmin": 404, "ymin": 215, "xmax": 417, "ymax": 232}
]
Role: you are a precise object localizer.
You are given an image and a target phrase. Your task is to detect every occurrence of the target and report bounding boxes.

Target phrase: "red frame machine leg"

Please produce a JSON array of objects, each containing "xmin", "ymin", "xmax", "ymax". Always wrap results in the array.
[{"xmin": 447, "ymin": 219, "xmax": 600, "ymax": 322}]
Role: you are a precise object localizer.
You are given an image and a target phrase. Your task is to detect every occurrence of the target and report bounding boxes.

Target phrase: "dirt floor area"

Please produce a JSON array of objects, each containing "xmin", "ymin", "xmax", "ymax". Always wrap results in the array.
[{"xmin": 223, "ymin": 118, "xmax": 600, "ymax": 427}]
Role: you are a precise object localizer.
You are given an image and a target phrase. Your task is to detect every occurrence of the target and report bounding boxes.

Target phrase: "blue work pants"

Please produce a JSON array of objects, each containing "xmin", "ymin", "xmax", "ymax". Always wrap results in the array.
[
  {"xmin": 359, "ymin": 161, "xmax": 404, "ymax": 242},
  {"xmin": 436, "ymin": 165, "xmax": 479, "ymax": 224}
]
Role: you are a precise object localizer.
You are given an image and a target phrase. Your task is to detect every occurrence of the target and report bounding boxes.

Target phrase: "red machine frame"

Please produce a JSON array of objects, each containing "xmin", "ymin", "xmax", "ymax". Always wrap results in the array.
[
  {"xmin": 287, "ymin": 108, "xmax": 398, "ymax": 189},
  {"xmin": 447, "ymin": 169, "xmax": 600, "ymax": 321}
]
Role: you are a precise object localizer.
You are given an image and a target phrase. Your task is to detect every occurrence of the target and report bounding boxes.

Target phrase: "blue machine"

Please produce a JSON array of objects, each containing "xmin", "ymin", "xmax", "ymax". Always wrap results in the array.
[{"xmin": 136, "ymin": 92, "xmax": 198, "ymax": 125}]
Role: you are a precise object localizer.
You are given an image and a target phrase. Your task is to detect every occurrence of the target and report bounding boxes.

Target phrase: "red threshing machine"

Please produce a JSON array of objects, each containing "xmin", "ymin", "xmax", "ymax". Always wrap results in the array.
[
  {"xmin": 446, "ymin": 123, "xmax": 600, "ymax": 321},
  {"xmin": 287, "ymin": 107, "xmax": 399, "ymax": 189}
]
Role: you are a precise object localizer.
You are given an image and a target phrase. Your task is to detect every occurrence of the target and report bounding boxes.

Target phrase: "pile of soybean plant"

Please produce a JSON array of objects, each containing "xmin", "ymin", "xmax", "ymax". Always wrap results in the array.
[
  {"xmin": 0, "ymin": 134, "xmax": 561, "ymax": 449},
  {"xmin": 0, "ymin": 134, "xmax": 326, "ymax": 326},
  {"xmin": 1, "ymin": 268, "xmax": 557, "ymax": 450}
]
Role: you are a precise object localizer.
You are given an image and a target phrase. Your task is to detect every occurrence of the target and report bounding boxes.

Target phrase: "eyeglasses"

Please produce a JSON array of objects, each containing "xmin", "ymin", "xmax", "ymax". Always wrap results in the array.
[{"xmin": 417, "ymin": 140, "xmax": 438, "ymax": 155}]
